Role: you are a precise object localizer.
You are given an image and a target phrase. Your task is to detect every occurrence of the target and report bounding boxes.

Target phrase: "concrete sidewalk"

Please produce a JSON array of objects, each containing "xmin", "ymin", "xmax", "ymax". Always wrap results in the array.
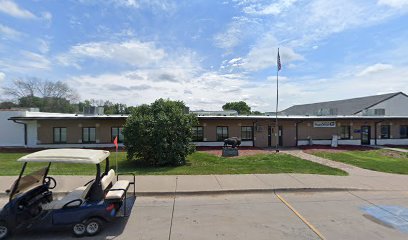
[
  {"xmin": 2, "ymin": 148, "xmax": 407, "ymax": 197},
  {"xmin": 2, "ymin": 171, "xmax": 408, "ymax": 197},
  {"xmin": 282, "ymin": 149, "xmax": 384, "ymax": 176}
]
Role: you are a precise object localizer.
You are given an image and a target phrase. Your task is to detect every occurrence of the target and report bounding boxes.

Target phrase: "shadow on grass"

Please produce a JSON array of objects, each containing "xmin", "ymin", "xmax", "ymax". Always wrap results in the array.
[{"xmin": 113, "ymin": 158, "xmax": 184, "ymax": 175}]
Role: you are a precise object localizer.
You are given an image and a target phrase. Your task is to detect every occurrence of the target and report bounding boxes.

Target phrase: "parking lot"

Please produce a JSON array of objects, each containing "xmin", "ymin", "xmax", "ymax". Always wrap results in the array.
[{"xmin": 2, "ymin": 190, "xmax": 408, "ymax": 239}]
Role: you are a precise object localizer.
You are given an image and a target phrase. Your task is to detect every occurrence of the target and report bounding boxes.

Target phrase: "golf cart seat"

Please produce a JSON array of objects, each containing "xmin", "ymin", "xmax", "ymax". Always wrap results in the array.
[
  {"xmin": 106, "ymin": 180, "xmax": 130, "ymax": 200},
  {"xmin": 101, "ymin": 169, "xmax": 132, "ymax": 202},
  {"xmin": 51, "ymin": 180, "xmax": 94, "ymax": 209}
]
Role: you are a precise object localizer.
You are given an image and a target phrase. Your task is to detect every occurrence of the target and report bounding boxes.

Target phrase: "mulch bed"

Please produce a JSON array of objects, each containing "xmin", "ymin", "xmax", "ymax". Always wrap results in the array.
[
  {"xmin": 197, "ymin": 146, "xmax": 274, "ymax": 157},
  {"xmin": 301, "ymin": 145, "xmax": 374, "ymax": 154}
]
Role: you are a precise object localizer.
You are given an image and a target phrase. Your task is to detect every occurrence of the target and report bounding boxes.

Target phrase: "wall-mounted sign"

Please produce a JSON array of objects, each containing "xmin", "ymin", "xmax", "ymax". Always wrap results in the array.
[{"xmin": 313, "ymin": 121, "xmax": 336, "ymax": 128}]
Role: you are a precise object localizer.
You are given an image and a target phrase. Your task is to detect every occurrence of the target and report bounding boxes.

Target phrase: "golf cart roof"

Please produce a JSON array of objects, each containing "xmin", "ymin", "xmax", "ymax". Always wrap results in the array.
[{"xmin": 17, "ymin": 149, "xmax": 110, "ymax": 164}]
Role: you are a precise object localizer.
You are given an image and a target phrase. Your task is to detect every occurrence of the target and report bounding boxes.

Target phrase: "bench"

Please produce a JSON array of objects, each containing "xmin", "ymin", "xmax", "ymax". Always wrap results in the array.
[{"xmin": 101, "ymin": 170, "xmax": 135, "ymax": 216}]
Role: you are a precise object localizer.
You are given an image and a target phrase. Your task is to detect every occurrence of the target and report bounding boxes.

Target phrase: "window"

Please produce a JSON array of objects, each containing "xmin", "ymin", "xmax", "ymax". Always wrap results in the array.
[
  {"xmin": 191, "ymin": 126, "xmax": 204, "ymax": 141},
  {"xmin": 241, "ymin": 126, "xmax": 253, "ymax": 140},
  {"xmin": 111, "ymin": 127, "xmax": 124, "ymax": 143},
  {"xmin": 340, "ymin": 126, "xmax": 350, "ymax": 139},
  {"xmin": 216, "ymin": 126, "xmax": 228, "ymax": 141},
  {"xmin": 374, "ymin": 108, "xmax": 385, "ymax": 116},
  {"xmin": 53, "ymin": 127, "xmax": 67, "ymax": 143},
  {"xmin": 83, "ymin": 127, "xmax": 96, "ymax": 143},
  {"xmin": 400, "ymin": 125, "xmax": 408, "ymax": 139},
  {"xmin": 380, "ymin": 125, "xmax": 390, "ymax": 139}
]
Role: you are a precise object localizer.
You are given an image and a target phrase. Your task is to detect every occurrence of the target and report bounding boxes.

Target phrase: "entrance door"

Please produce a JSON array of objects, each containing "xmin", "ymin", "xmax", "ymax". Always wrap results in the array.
[
  {"xmin": 361, "ymin": 126, "xmax": 371, "ymax": 145},
  {"xmin": 268, "ymin": 126, "xmax": 272, "ymax": 147},
  {"xmin": 278, "ymin": 126, "xmax": 283, "ymax": 146}
]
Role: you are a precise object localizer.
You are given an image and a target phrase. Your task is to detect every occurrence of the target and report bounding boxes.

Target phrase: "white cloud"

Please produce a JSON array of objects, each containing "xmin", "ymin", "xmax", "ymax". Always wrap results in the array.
[
  {"xmin": 19, "ymin": 51, "xmax": 51, "ymax": 70},
  {"xmin": 0, "ymin": 72, "xmax": 5, "ymax": 81},
  {"xmin": 0, "ymin": 0, "xmax": 36, "ymax": 19},
  {"xmin": 231, "ymin": 0, "xmax": 405, "ymax": 51},
  {"xmin": 111, "ymin": 0, "xmax": 139, "ymax": 8},
  {"xmin": 0, "ymin": 51, "xmax": 51, "ymax": 72},
  {"xmin": 356, "ymin": 63, "xmax": 393, "ymax": 77},
  {"xmin": 0, "ymin": 24, "xmax": 22, "ymax": 39},
  {"xmin": 240, "ymin": 33, "xmax": 303, "ymax": 71},
  {"xmin": 38, "ymin": 39, "xmax": 50, "ymax": 54},
  {"xmin": 41, "ymin": 11, "xmax": 53, "ymax": 22},
  {"xmin": 243, "ymin": 0, "xmax": 297, "ymax": 15},
  {"xmin": 378, "ymin": 0, "xmax": 408, "ymax": 8},
  {"xmin": 213, "ymin": 16, "xmax": 262, "ymax": 50},
  {"xmin": 57, "ymin": 40, "xmax": 166, "ymax": 68}
]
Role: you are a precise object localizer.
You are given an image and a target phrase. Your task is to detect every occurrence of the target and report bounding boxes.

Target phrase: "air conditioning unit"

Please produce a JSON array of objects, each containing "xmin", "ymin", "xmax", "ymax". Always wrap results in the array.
[{"xmin": 83, "ymin": 106, "xmax": 96, "ymax": 115}]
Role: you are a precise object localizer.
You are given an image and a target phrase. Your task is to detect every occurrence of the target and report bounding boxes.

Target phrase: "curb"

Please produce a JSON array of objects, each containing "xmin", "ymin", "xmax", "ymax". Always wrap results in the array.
[{"xmin": 0, "ymin": 187, "xmax": 375, "ymax": 199}]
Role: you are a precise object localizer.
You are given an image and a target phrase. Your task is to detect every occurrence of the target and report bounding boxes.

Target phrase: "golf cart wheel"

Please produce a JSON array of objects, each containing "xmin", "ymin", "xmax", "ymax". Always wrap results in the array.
[
  {"xmin": 85, "ymin": 218, "xmax": 103, "ymax": 236},
  {"xmin": 0, "ymin": 222, "xmax": 9, "ymax": 240},
  {"xmin": 72, "ymin": 222, "xmax": 86, "ymax": 237}
]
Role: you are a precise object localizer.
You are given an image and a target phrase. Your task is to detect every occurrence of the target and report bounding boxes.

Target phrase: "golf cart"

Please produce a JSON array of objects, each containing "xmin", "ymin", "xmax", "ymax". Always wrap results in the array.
[{"xmin": 0, "ymin": 149, "xmax": 135, "ymax": 239}]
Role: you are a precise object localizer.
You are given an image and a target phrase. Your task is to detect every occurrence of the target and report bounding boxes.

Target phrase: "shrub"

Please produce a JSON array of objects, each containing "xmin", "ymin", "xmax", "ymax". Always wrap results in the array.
[{"xmin": 123, "ymin": 99, "xmax": 198, "ymax": 166}]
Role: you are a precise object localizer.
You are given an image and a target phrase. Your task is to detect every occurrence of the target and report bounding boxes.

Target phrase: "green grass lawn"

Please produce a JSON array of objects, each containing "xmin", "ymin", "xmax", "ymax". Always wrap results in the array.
[
  {"xmin": 311, "ymin": 149, "xmax": 408, "ymax": 174},
  {"xmin": 0, "ymin": 151, "xmax": 347, "ymax": 176}
]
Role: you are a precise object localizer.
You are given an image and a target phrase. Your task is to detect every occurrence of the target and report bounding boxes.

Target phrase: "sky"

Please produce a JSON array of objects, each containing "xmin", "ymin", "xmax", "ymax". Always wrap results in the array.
[{"xmin": 0, "ymin": 0, "xmax": 408, "ymax": 112}]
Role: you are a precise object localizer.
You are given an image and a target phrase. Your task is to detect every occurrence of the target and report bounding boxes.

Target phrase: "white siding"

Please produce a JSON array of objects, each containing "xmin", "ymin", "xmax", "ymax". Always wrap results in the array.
[
  {"xmin": 26, "ymin": 121, "xmax": 38, "ymax": 147},
  {"xmin": 366, "ymin": 93, "xmax": 408, "ymax": 116},
  {"xmin": 0, "ymin": 111, "xmax": 25, "ymax": 147}
]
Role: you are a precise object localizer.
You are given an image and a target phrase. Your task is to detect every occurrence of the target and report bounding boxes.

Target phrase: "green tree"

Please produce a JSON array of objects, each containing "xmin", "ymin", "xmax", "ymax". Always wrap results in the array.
[
  {"xmin": 123, "ymin": 99, "xmax": 197, "ymax": 166},
  {"xmin": 251, "ymin": 111, "xmax": 264, "ymax": 115},
  {"xmin": 222, "ymin": 101, "xmax": 251, "ymax": 115}
]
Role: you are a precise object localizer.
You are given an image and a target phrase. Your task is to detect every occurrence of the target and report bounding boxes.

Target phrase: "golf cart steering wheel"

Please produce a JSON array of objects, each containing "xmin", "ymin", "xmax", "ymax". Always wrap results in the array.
[{"xmin": 44, "ymin": 176, "xmax": 57, "ymax": 189}]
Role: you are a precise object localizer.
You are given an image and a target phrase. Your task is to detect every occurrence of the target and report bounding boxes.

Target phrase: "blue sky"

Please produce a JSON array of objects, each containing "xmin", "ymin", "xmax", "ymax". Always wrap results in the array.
[{"xmin": 1, "ymin": 0, "xmax": 408, "ymax": 111}]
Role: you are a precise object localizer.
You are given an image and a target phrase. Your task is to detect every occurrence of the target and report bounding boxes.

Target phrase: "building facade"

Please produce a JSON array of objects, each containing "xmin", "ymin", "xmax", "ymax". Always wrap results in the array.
[{"xmin": 4, "ymin": 92, "xmax": 408, "ymax": 148}]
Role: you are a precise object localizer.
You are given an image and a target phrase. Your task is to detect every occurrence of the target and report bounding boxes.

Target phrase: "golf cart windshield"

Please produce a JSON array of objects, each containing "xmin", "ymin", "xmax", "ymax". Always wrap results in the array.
[{"xmin": 10, "ymin": 166, "xmax": 48, "ymax": 199}]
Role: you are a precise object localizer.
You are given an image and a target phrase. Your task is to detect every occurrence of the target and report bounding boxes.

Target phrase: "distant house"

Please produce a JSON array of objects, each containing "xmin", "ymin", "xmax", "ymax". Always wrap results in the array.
[{"xmin": 4, "ymin": 92, "xmax": 408, "ymax": 148}]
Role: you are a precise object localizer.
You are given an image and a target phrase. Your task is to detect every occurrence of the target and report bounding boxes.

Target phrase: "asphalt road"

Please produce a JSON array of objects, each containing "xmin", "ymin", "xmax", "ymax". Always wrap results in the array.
[{"xmin": 2, "ymin": 191, "xmax": 408, "ymax": 239}]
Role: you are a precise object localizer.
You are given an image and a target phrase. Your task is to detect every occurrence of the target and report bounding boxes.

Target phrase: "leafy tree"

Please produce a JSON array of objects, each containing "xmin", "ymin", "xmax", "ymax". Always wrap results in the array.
[
  {"xmin": 123, "ymin": 99, "xmax": 197, "ymax": 166},
  {"xmin": 222, "ymin": 101, "xmax": 251, "ymax": 115},
  {"xmin": 0, "ymin": 101, "xmax": 17, "ymax": 109},
  {"xmin": 251, "ymin": 111, "xmax": 264, "ymax": 115}
]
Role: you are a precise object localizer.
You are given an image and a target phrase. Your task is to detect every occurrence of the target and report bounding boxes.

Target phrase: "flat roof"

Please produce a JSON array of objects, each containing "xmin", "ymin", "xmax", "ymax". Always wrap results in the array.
[
  {"xmin": 8, "ymin": 111, "xmax": 408, "ymax": 121},
  {"xmin": 18, "ymin": 149, "xmax": 110, "ymax": 164}
]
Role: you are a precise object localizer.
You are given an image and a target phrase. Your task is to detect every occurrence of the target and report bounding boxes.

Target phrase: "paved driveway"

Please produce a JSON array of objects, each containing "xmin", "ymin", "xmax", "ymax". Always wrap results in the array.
[{"xmin": 3, "ymin": 191, "xmax": 408, "ymax": 239}]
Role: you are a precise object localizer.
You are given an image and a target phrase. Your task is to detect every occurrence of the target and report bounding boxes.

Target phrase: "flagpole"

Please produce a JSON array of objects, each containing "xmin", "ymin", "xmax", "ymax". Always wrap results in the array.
[
  {"xmin": 275, "ymin": 48, "xmax": 280, "ymax": 153},
  {"xmin": 115, "ymin": 149, "xmax": 118, "ymax": 173}
]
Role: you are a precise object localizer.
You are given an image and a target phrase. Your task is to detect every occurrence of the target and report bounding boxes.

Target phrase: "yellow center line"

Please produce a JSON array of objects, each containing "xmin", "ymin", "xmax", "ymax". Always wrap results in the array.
[{"xmin": 275, "ymin": 193, "xmax": 326, "ymax": 240}]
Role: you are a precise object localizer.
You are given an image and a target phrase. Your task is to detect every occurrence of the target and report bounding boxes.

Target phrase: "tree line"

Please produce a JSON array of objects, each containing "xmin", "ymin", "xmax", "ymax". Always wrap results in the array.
[
  {"xmin": 0, "ymin": 78, "xmax": 133, "ymax": 114},
  {"xmin": 1, "ymin": 78, "xmax": 263, "ymax": 115}
]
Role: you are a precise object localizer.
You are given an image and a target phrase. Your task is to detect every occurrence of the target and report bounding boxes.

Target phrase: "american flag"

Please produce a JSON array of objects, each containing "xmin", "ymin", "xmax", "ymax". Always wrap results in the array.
[{"xmin": 277, "ymin": 48, "xmax": 282, "ymax": 71}]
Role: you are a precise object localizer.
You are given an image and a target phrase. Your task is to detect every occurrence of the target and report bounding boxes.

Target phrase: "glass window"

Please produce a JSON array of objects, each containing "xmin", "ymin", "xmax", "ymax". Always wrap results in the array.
[
  {"xmin": 241, "ymin": 126, "xmax": 253, "ymax": 140},
  {"xmin": 374, "ymin": 109, "xmax": 385, "ymax": 116},
  {"xmin": 112, "ymin": 127, "xmax": 124, "ymax": 143},
  {"xmin": 340, "ymin": 126, "xmax": 350, "ymax": 139},
  {"xmin": 380, "ymin": 125, "xmax": 390, "ymax": 139},
  {"xmin": 83, "ymin": 127, "xmax": 96, "ymax": 143},
  {"xmin": 53, "ymin": 127, "xmax": 67, "ymax": 143},
  {"xmin": 400, "ymin": 125, "xmax": 408, "ymax": 139},
  {"xmin": 216, "ymin": 126, "xmax": 228, "ymax": 141},
  {"xmin": 191, "ymin": 126, "xmax": 204, "ymax": 141}
]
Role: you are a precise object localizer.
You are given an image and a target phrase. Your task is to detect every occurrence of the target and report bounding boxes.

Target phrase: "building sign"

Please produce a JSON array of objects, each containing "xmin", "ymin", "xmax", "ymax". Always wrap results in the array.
[{"xmin": 313, "ymin": 121, "xmax": 336, "ymax": 128}]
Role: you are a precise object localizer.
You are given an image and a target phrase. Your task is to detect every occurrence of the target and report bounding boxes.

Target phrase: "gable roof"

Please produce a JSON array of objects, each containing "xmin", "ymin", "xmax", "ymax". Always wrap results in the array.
[{"xmin": 281, "ymin": 92, "xmax": 405, "ymax": 116}]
